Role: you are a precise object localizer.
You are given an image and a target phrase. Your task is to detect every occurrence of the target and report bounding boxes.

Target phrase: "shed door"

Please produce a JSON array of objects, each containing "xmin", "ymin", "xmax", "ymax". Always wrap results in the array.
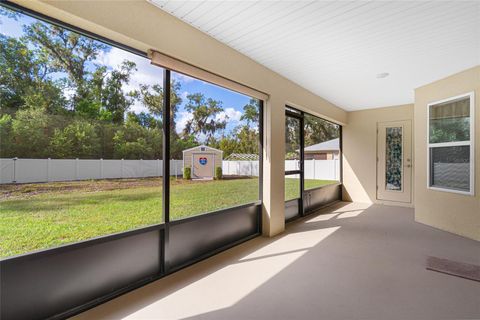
[{"xmin": 192, "ymin": 154, "xmax": 214, "ymax": 179}]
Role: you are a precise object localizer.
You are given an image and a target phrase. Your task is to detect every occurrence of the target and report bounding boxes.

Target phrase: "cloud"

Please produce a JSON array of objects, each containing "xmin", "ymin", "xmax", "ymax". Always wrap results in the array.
[
  {"xmin": 96, "ymin": 47, "xmax": 163, "ymax": 89},
  {"xmin": 172, "ymin": 72, "xmax": 196, "ymax": 84},
  {"xmin": 176, "ymin": 107, "xmax": 242, "ymax": 135},
  {"xmin": 175, "ymin": 111, "xmax": 193, "ymax": 134},
  {"xmin": 216, "ymin": 107, "xmax": 242, "ymax": 122},
  {"xmin": 95, "ymin": 47, "xmax": 164, "ymax": 115},
  {"xmin": 181, "ymin": 91, "xmax": 190, "ymax": 101}
]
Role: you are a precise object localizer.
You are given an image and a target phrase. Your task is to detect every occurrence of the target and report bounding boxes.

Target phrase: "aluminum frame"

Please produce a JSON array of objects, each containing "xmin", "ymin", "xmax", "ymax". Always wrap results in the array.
[
  {"xmin": 0, "ymin": 3, "xmax": 265, "ymax": 319},
  {"xmin": 284, "ymin": 105, "xmax": 343, "ymax": 221}
]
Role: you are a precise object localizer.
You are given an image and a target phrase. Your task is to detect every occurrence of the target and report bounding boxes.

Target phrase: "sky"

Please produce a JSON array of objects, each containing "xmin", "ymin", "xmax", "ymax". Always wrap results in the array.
[{"xmin": 0, "ymin": 7, "xmax": 254, "ymax": 136}]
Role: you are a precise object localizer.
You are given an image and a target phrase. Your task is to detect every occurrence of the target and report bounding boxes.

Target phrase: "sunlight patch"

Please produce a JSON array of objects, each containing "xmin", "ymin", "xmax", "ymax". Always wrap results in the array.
[{"xmin": 125, "ymin": 227, "xmax": 340, "ymax": 319}]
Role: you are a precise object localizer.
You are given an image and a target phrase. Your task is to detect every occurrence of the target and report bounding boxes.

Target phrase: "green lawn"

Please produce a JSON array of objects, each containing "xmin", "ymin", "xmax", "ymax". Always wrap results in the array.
[{"xmin": 0, "ymin": 177, "xmax": 335, "ymax": 258}]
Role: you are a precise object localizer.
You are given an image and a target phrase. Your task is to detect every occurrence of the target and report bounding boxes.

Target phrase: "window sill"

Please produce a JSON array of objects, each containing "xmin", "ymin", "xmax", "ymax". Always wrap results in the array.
[{"xmin": 427, "ymin": 186, "xmax": 474, "ymax": 196}]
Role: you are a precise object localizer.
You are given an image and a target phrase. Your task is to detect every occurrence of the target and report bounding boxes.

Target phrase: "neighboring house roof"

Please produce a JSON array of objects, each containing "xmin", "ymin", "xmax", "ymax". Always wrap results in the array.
[
  {"xmin": 225, "ymin": 153, "xmax": 259, "ymax": 161},
  {"xmin": 304, "ymin": 138, "xmax": 339, "ymax": 152},
  {"xmin": 182, "ymin": 145, "xmax": 223, "ymax": 153}
]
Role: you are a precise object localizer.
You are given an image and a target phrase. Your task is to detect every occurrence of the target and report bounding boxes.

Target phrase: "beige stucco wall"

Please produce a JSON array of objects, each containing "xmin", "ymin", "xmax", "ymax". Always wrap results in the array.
[
  {"xmin": 342, "ymin": 104, "xmax": 414, "ymax": 204},
  {"xmin": 11, "ymin": 0, "xmax": 347, "ymax": 237},
  {"xmin": 414, "ymin": 66, "xmax": 480, "ymax": 241}
]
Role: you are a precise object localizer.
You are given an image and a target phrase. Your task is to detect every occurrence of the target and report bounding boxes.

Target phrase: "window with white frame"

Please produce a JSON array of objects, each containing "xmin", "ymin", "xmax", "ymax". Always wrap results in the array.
[{"xmin": 428, "ymin": 92, "xmax": 475, "ymax": 195}]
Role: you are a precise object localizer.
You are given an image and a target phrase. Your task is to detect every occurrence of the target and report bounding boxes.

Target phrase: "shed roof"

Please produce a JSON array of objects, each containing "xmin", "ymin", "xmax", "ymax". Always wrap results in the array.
[
  {"xmin": 182, "ymin": 145, "xmax": 223, "ymax": 153},
  {"xmin": 304, "ymin": 138, "xmax": 339, "ymax": 152}
]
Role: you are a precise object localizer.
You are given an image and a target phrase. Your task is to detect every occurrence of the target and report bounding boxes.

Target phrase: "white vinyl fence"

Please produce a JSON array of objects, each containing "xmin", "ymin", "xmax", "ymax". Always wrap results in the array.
[
  {"xmin": 0, "ymin": 158, "xmax": 340, "ymax": 184},
  {"xmin": 222, "ymin": 161, "xmax": 260, "ymax": 177},
  {"xmin": 222, "ymin": 159, "xmax": 339, "ymax": 181},
  {"xmin": 0, "ymin": 158, "xmax": 183, "ymax": 184},
  {"xmin": 286, "ymin": 159, "xmax": 340, "ymax": 181}
]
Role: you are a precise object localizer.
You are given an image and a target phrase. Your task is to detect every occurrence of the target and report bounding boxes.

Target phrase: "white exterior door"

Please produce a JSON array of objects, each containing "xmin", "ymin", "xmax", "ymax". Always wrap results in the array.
[{"xmin": 377, "ymin": 120, "xmax": 412, "ymax": 203}]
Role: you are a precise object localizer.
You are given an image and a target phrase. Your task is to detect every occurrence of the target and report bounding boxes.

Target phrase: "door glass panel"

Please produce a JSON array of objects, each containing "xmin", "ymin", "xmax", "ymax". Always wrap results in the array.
[{"xmin": 385, "ymin": 127, "xmax": 402, "ymax": 191}]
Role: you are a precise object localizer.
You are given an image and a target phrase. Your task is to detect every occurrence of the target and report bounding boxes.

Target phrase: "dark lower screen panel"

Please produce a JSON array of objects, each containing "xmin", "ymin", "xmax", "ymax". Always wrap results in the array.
[
  {"xmin": 304, "ymin": 183, "xmax": 342, "ymax": 213},
  {"xmin": 168, "ymin": 204, "xmax": 260, "ymax": 270},
  {"xmin": 285, "ymin": 199, "xmax": 300, "ymax": 221},
  {"xmin": 0, "ymin": 203, "xmax": 261, "ymax": 320},
  {"xmin": 0, "ymin": 228, "xmax": 162, "ymax": 320}
]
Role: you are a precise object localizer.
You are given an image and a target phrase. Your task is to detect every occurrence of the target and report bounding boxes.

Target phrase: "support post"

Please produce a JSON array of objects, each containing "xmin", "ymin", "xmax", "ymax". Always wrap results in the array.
[{"xmin": 262, "ymin": 96, "xmax": 285, "ymax": 236}]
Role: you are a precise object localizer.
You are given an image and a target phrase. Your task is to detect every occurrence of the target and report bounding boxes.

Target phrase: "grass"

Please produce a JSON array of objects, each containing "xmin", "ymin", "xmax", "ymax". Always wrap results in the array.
[{"xmin": 0, "ymin": 177, "xmax": 335, "ymax": 258}]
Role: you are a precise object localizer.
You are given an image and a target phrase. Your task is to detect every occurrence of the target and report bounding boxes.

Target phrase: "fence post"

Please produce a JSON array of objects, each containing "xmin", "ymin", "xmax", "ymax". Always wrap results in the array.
[
  {"xmin": 47, "ymin": 158, "xmax": 51, "ymax": 182},
  {"xmin": 75, "ymin": 158, "xmax": 79, "ymax": 181},
  {"xmin": 174, "ymin": 160, "xmax": 177, "ymax": 180},
  {"xmin": 100, "ymin": 158, "xmax": 104, "ymax": 179},
  {"xmin": 12, "ymin": 157, "xmax": 17, "ymax": 183},
  {"xmin": 121, "ymin": 159, "xmax": 124, "ymax": 179}
]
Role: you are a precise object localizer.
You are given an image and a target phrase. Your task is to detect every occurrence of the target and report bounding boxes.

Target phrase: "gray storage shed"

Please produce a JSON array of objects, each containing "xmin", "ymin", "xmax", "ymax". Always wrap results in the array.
[{"xmin": 182, "ymin": 145, "xmax": 223, "ymax": 179}]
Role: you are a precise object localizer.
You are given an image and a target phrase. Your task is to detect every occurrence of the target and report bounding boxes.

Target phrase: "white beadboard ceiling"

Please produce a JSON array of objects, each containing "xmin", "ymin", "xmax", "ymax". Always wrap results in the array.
[{"xmin": 149, "ymin": 0, "xmax": 480, "ymax": 111}]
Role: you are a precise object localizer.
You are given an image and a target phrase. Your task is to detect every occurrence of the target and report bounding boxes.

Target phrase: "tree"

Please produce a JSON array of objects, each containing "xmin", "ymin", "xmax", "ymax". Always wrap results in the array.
[
  {"xmin": 0, "ymin": 114, "xmax": 13, "ymax": 157},
  {"xmin": 135, "ymin": 80, "xmax": 183, "ymax": 131},
  {"xmin": 101, "ymin": 60, "xmax": 137, "ymax": 124},
  {"xmin": 235, "ymin": 125, "xmax": 259, "ymax": 154},
  {"xmin": 0, "ymin": 7, "xmax": 20, "ymax": 22},
  {"xmin": 213, "ymin": 125, "xmax": 259, "ymax": 159},
  {"xmin": 2, "ymin": 9, "xmax": 276, "ymax": 162},
  {"xmin": 126, "ymin": 111, "xmax": 158, "ymax": 129},
  {"xmin": 183, "ymin": 93, "xmax": 227, "ymax": 144},
  {"xmin": 304, "ymin": 114, "xmax": 338, "ymax": 147},
  {"xmin": 96, "ymin": 122, "xmax": 118, "ymax": 159},
  {"xmin": 11, "ymin": 108, "xmax": 51, "ymax": 158},
  {"xmin": 285, "ymin": 116, "xmax": 300, "ymax": 155},
  {"xmin": 49, "ymin": 119, "xmax": 100, "ymax": 158},
  {"xmin": 113, "ymin": 119, "xmax": 162, "ymax": 159},
  {"xmin": 429, "ymin": 117, "xmax": 470, "ymax": 143},
  {"xmin": 170, "ymin": 135, "xmax": 196, "ymax": 159},
  {"xmin": 214, "ymin": 136, "xmax": 238, "ymax": 159},
  {"xmin": 0, "ymin": 35, "xmax": 64, "ymax": 114},
  {"xmin": 23, "ymin": 21, "xmax": 107, "ymax": 109},
  {"xmin": 240, "ymin": 99, "xmax": 260, "ymax": 127}
]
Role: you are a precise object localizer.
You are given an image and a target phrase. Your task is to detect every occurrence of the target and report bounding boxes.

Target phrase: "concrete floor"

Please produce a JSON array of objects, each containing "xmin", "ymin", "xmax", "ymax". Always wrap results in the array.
[{"xmin": 73, "ymin": 202, "xmax": 480, "ymax": 320}]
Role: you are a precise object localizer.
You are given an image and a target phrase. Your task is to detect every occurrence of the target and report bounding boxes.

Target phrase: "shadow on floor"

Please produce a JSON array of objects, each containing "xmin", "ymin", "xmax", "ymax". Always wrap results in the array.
[{"xmin": 73, "ymin": 202, "xmax": 480, "ymax": 320}]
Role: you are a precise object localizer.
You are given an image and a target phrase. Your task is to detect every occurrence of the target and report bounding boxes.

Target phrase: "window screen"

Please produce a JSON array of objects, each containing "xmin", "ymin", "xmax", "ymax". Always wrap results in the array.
[{"xmin": 430, "ymin": 146, "xmax": 470, "ymax": 192}]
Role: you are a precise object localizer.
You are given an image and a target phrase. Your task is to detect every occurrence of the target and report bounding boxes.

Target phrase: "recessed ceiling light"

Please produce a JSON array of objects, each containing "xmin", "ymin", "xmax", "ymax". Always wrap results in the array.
[{"xmin": 376, "ymin": 72, "xmax": 390, "ymax": 79}]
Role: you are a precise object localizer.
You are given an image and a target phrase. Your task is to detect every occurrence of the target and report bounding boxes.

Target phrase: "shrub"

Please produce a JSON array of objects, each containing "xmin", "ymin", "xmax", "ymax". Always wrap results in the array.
[
  {"xmin": 183, "ymin": 166, "xmax": 191, "ymax": 180},
  {"xmin": 214, "ymin": 166, "xmax": 222, "ymax": 180}
]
